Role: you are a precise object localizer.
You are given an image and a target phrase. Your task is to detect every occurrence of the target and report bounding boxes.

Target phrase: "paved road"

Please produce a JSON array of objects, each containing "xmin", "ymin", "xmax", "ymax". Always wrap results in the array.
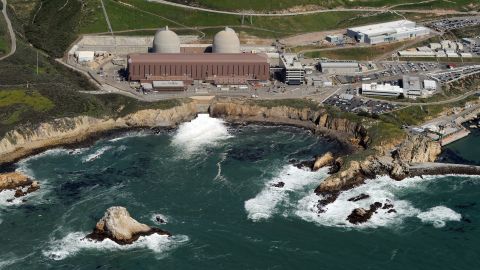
[
  {"xmin": 0, "ymin": 0, "xmax": 16, "ymax": 61},
  {"xmin": 149, "ymin": 0, "xmax": 479, "ymax": 16}
]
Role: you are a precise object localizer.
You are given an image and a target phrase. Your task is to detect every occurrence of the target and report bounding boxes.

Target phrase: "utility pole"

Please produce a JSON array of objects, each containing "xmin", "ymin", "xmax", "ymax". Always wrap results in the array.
[{"xmin": 36, "ymin": 50, "xmax": 39, "ymax": 75}]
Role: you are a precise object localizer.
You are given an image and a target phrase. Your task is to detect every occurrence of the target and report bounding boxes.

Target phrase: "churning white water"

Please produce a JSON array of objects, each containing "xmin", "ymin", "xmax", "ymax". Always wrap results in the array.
[{"xmin": 172, "ymin": 114, "xmax": 231, "ymax": 154}]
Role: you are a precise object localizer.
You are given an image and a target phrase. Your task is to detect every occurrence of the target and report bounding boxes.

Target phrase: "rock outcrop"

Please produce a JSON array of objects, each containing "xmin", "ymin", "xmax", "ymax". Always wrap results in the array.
[
  {"xmin": 0, "ymin": 172, "xmax": 40, "ymax": 199},
  {"xmin": 312, "ymin": 152, "xmax": 335, "ymax": 171},
  {"xmin": 347, "ymin": 202, "xmax": 382, "ymax": 224},
  {"xmin": 87, "ymin": 206, "xmax": 170, "ymax": 245},
  {"xmin": 316, "ymin": 134, "xmax": 443, "ymax": 194},
  {"xmin": 0, "ymin": 102, "xmax": 197, "ymax": 165}
]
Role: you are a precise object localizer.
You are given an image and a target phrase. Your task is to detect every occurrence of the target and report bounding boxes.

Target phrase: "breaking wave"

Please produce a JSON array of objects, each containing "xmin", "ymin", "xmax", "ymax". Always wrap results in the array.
[
  {"xmin": 172, "ymin": 114, "xmax": 231, "ymax": 155},
  {"xmin": 82, "ymin": 146, "xmax": 113, "ymax": 163},
  {"xmin": 245, "ymin": 165, "xmax": 329, "ymax": 221},
  {"xmin": 42, "ymin": 232, "xmax": 189, "ymax": 261},
  {"xmin": 295, "ymin": 175, "xmax": 464, "ymax": 228},
  {"xmin": 417, "ymin": 206, "xmax": 462, "ymax": 228}
]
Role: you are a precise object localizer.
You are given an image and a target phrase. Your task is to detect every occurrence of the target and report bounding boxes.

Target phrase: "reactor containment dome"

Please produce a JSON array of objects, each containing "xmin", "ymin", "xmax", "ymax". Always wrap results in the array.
[
  {"xmin": 213, "ymin": 27, "xmax": 240, "ymax": 53},
  {"xmin": 153, "ymin": 26, "xmax": 181, "ymax": 53}
]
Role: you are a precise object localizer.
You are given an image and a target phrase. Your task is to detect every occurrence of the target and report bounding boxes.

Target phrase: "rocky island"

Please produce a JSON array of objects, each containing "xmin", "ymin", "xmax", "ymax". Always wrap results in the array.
[
  {"xmin": 0, "ymin": 172, "xmax": 40, "ymax": 201},
  {"xmin": 86, "ymin": 206, "xmax": 171, "ymax": 245}
]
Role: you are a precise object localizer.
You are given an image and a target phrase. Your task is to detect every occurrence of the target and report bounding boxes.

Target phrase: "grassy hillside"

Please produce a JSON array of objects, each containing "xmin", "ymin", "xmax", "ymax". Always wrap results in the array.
[{"xmin": 165, "ymin": 0, "xmax": 479, "ymax": 11}]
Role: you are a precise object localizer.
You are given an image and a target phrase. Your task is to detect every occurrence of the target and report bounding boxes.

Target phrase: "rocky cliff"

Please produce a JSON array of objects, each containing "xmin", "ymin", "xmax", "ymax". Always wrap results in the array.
[
  {"xmin": 0, "ymin": 102, "xmax": 197, "ymax": 164},
  {"xmin": 316, "ymin": 134, "xmax": 443, "ymax": 194},
  {"xmin": 209, "ymin": 98, "xmax": 369, "ymax": 149}
]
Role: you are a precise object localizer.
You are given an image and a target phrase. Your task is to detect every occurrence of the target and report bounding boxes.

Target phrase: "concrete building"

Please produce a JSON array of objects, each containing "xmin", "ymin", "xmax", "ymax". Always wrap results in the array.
[
  {"xmin": 424, "ymin": 80, "xmax": 437, "ymax": 91},
  {"xmin": 326, "ymin": 35, "xmax": 344, "ymax": 45},
  {"xmin": 75, "ymin": 51, "xmax": 95, "ymax": 62},
  {"xmin": 403, "ymin": 76, "xmax": 422, "ymax": 97},
  {"xmin": 347, "ymin": 20, "xmax": 430, "ymax": 45},
  {"xmin": 213, "ymin": 27, "xmax": 241, "ymax": 53},
  {"xmin": 280, "ymin": 54, "xmax": 305, "ymax": 85},
  {"xmin": 319, "ymin": 60, "xmax": 360, "ymax": 75},
  {"xmin": 361, "ymin": 83, "xmax": 403, "ymax": 97}
]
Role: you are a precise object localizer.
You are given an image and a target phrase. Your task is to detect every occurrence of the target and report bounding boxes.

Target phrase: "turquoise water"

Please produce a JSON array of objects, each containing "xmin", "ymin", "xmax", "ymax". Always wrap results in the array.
[{"xmin": 1, "ymin": 116, "xmax": 479, "ymax": 269}]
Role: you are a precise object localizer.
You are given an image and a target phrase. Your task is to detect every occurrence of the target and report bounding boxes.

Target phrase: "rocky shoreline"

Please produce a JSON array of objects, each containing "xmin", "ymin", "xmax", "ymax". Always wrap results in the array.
[{"xmin": 0, "ymin": 172, "xmax": 40, "ymax": 202}]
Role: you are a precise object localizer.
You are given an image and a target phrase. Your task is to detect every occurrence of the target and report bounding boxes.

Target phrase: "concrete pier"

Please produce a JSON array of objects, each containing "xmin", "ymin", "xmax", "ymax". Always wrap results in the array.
[{"xmin": 410, "ymin": 162, "xmax": 480, "ymax": 177}]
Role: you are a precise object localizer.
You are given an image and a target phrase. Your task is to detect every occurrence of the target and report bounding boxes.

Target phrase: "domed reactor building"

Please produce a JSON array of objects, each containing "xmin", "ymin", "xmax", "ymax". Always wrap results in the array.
[{"xmin": 128, "ymin": 27, "xmax": 269, "ymax": 89}]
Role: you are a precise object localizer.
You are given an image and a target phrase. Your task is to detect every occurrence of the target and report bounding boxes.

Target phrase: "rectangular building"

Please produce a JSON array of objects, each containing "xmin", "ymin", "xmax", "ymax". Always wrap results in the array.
[
  {"xmin": 361, "ymin": 83, "xmax": 404, "ymax": 97},
  {"xmin": 128, "ymin": 53, "xmax": 270, "ymax": 85},
  {"xmin": 347, "ymin": 20, "xmax": 430, "ymax": 45},
  {"xmin": 320, "ymin": 60, "xmax": 360, "ymax": 75},
  {"xmin": 280, "ymin": 54, "xmax": 305, "ymax": 85},
  {"xmin": 403, "ymin": 76, "xmax": 422, "ymax": 97}
]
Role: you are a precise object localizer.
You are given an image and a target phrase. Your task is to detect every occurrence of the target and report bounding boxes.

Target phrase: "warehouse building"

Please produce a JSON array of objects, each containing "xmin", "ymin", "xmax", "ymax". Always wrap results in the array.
[
  {"xmin": 319, "ymin": 60, "xmax": 360, "ymax": 75},
  {"xmin": 347, "ymin": 20, "xmax": 430, "ymax": 45},
  {"xmin": 128, "ymin": 27, "xmax": 270, "ymax": 86}
]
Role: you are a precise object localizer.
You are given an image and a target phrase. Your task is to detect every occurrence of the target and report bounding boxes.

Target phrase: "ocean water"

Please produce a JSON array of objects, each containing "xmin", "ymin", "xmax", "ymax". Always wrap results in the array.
[{"xmin": 1, "ymin": 115, "xmax": 479, "ymax": 269}]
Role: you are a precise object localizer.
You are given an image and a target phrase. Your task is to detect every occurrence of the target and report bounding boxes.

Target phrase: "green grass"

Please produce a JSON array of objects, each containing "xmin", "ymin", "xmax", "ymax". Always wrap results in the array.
[
  {"xmin": 0, "ymin": 9, "xmax": 9, "ymax": 55},
  {"xmin": 304, "ymin": 41, "xmax": 408, "ymax": 60},
  {"xmin": 163, "ymin": 0, "xmax": 479, "ymax": 11},
  {"xmin": 0, "ymin": 89, "xmax": 54, "ymax": 111},
  {"xmin": 250, "ymin": 98, "xmax": 322, "ymax": 110}
]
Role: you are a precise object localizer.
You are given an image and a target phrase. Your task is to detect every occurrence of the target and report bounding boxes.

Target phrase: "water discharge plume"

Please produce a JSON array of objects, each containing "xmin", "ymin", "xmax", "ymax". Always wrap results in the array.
[
  {"xmin": 417, "ymin": 206, "xmax": 462, "ymax": 228},
  {"xmin": 172, "ymin": 114, "xmax": 231, "ymax": 155}
]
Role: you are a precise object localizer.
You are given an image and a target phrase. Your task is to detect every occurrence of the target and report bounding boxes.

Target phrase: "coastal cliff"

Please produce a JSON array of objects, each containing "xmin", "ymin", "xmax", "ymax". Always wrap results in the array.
[
  {"xmin": 209, "ymin": 98, "xmax": 369, "ymax": 149},
  {"xmin": 0, "ymin": 102, "xmax": 197, "ymax": 165},
  {"xmin": 316, "ymin": 134, "xmax": 443, "ymax": 194}
]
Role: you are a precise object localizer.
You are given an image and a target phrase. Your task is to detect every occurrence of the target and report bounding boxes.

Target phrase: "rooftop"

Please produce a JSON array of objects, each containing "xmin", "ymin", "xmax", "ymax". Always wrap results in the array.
[
  {"xmin": 128, "ymin": 53, "xmax": 268, "ymax": 64},
  {"xmin": 348, "ymin": 20, "xmax": 423, "ymax": 36}
]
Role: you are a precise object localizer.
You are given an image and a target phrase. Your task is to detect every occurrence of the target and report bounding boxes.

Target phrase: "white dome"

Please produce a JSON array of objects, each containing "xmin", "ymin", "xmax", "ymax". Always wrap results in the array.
[
  {"xmin": 153, "ymin": 26, "xmax": 180, "ymax": 53},
  {"xmin": 212, "ymin": 27, "xmax": 240, "ymax": 53}
]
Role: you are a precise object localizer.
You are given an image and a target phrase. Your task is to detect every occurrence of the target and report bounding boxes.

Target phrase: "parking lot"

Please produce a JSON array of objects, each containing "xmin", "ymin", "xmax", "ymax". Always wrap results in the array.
[
  {"xmin": 324, "ymin": 93, "xmax": 401, "ymax": 115},
  {"xmin": 427, "ymin": 65, "xmax": 480, "ymax": 84},
  {"xmin": 427, "ymin": 17, "xmax": 480, "ymax": 32}
]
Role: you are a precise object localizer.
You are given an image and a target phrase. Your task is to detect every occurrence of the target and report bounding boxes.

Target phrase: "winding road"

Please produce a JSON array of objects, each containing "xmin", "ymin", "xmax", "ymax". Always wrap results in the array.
[
  {"xmin": 0, "ymin": 0, "xmax": 16, "ymax": 61},
  {"xmin": 148, "ymin": 0, "xmax": 479, "ymax": 16}
]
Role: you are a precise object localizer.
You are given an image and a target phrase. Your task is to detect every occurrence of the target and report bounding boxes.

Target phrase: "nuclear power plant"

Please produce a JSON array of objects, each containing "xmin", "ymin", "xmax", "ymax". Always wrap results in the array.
[{"xmin": 127, "ymin": 26, "xmax": 270, "ymax": 88}]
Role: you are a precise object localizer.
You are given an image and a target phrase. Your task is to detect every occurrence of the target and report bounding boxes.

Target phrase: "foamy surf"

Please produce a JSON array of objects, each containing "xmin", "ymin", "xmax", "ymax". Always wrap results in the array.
[
  {"xmin": 43, "ymin": 232, "xmax": 189, "ymax": 261},
  {"xmin": 295, "ymin": 175, "xmax": 463, "ymax": 228},
  {"xmin": 417, "ymin": 206, "xmax": 462, "ymax": 228},
  {"xmin": 172, "ymin": 114, "xmax": 231, "ymax": 155},
  {"xmin": 245, "ymin": 165, "xmax": 329, "ymax": 221},
  {"xmin": 82, "ymin": 146, "xmax": 113, "ymax": 163}
]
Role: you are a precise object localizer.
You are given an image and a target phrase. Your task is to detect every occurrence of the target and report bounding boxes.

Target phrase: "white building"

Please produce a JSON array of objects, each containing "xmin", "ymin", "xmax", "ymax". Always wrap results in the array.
[
  {"xmin": 423, "ymin": 80, "xmax": 437, "ymax": 91},
  {"xmin": 347, "ymin": 20, "xmax": 430, "ymax": 45},
  {"xmin": 403, "ymin": 76, "xmax": 422, "ymax": 98},
  {"xmin": 280, "ymin": 54, "xmax": 305, "ymax": 85},
  {"xmin": 361, "ymin": 83, "xmax": 404, "ymax": 97},
  {"xmin": 75, "ymin": 51, "xmax": 95, "ymax": 62}
]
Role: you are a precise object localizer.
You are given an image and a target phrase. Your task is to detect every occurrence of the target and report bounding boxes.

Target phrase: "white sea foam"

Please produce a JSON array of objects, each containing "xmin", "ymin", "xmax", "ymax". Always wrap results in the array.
[
  {"xmin": 172, "ymin": 114, "xmax": 231, "ymax": 155},
  {"xmin": 43, "ymin": 232, "xmax": 189, "ymax": 261},
  {"xmin": 245, "ymin": 165, "xmax": 329, "ymax": 221},
  {"xmin": 82, "ymin": 146, "xmax": 113, "ymax": 163},
  {"xmin": 295, "ymin": 175, "xmax": 465, "ymax": 228},
  {"xmin": 417, "ymin": 206, "xmax": 462, "ymax": 228},
  {"xmin": 109, "ymin": 131, "xmax": 149, "ymax": 142}
]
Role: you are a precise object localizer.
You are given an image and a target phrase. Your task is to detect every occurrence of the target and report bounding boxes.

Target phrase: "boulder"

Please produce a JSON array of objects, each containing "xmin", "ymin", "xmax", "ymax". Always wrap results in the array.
[
  {"xmin": 272, "ymin": 181, "xmax": 285, "ymax": 188},
  {"xmin": 347, "ymin": 193, "xmax": 370, "ymax": 202},
  {"xmin": 0, "ymin": 172, "xmax": 32, "ymax": 191},
  {"xmin": 87, "ymin": 206, "xmax": 170, "ymax": 245},
  {"xmin": 347, "ymin": 202, "xmax": 383, "ymax": 224},
  {"xmin": 312, "ymin": 152, "xmax": 335, "ymax": 171}
]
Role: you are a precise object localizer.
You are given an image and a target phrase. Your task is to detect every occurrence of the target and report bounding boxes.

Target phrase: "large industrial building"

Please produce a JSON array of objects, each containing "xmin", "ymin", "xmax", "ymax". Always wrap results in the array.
[
  {"xmin": 347, "ymin": 20, "xmax": 430, "ymax": 45},
  {"xmin": 319, "ymin": 60, "xmax": 360, "ymax": 75},
  {"xmin": 280, "ymin": 54, "xmax": 305, "ymax": 85},
  {"xmin": 127, "ymin": 26, "xmax": 270, "ymax": 87}
]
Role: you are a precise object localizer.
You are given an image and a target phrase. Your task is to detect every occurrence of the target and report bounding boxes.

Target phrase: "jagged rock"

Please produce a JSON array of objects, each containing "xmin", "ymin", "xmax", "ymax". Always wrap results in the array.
[
  {"xmin": 387, "ymin": 209, "xmax": 397, "ymax": 213},
  {"xmin": 87, "ymin": 206, "xmax": 170, "ymax": 245},
  {"xmin": 390, "ymin": 162, "xmax": 409, "ymax": 181},
  {"xmin": 347, "ymin": 202, "xmax": 382, "ymax": 224},
  {"xmin": 316, "ymin": 192, "xmax": 339, "ymax": 213},
  {"xmin": 328, "ymin": 157, "xmax": 344, "ymax": 174},
  {"xmin": 347, "ymin": 193, "xmax": 370, "ymax": 202},
  {"xmin": 312, "ymin": 152, "xmax": 335, "ymax": 171},
  {"xmin": 382, "ymin": 203, "xmax": 394, "ymax": 209},
  {"xmin": 0, "ymin": 172, "xmax": 32, "ymax": 191},
  {"xmin": 272, "ymin": 181, "xmax": 285, "ymax": 188},
  {"xmin": 395, "ymin": 134, "xmax": 441, "ymax": 164}
]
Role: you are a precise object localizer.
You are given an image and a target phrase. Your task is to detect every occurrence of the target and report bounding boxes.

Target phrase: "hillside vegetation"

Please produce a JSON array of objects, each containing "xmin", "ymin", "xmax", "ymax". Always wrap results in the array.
[{"xmin": 165, "ymin": 0, "xmax": 480, "ymax": 11}]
